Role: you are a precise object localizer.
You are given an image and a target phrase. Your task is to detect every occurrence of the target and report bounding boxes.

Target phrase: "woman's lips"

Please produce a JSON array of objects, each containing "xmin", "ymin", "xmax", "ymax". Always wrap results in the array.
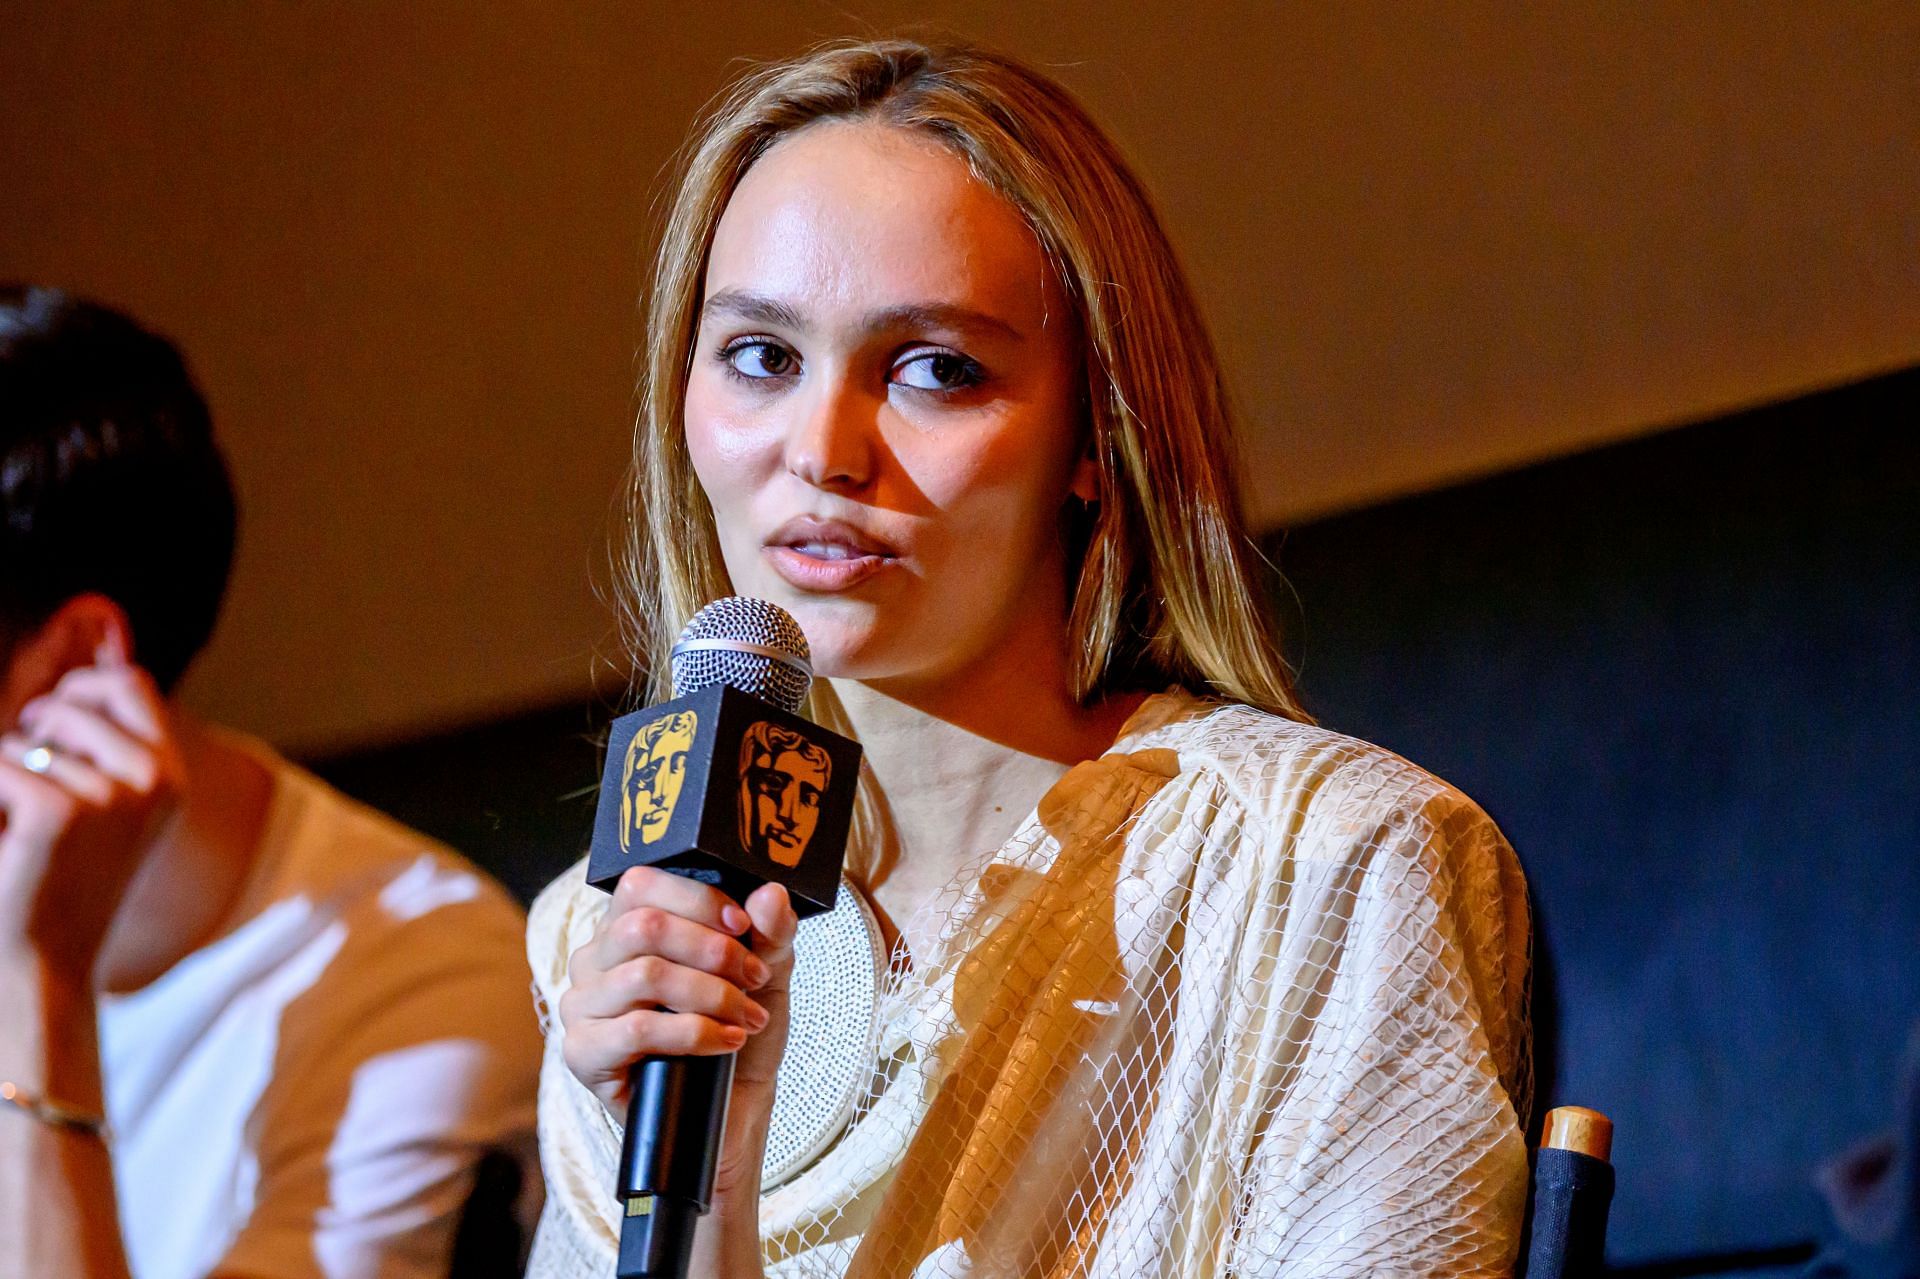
[
  {"xmin": 764, "ymin": 544, "xmax": 894, "ymax": 591},
  {"xmin": 764, "ymin": 517, "xmax": 899, "ymax": 591}
]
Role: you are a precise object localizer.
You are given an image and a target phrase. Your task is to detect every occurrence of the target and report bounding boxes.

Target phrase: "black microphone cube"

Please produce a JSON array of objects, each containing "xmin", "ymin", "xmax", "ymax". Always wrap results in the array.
[{"xmin": 586, "ymin": 684, "xmax": 861, "ymax": 920}]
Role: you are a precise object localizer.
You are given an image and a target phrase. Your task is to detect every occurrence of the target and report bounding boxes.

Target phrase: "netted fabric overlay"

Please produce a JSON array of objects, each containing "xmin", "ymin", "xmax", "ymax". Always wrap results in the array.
[{"xmin": 526, "ymin": 690, "xmax": 1532, "ymax": 1278}]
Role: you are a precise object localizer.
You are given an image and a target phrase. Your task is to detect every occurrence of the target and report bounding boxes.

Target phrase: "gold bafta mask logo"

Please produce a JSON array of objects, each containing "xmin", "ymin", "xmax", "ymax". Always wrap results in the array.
[
  {"xmin": 738, "ymin": 721, "xmax": 831, "ymax": 868},
  {"xmin": 620, "ymin": 710, "xmax": 698, "ymax": 852}
]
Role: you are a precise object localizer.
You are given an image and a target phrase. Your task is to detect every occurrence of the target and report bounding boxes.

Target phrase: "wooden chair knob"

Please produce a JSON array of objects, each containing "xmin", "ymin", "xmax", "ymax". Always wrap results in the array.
[{"xmin": 1542, "ymin": 1106, "xmax": 1613, "ymax": 1162}]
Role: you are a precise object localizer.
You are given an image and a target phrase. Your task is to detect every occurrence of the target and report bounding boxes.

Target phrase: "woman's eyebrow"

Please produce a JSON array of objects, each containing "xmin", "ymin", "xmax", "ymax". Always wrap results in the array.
[
  {"xmin": 703, "ymin": 289, "xmax": 808, "ymax": 330},
  {"xmin": 702, "ymin": 290, "xmax": 1021, "ymax": 343},
  {"xmin": 867, "ymin": 303, "xmax": 1021, "ymax": 342}
]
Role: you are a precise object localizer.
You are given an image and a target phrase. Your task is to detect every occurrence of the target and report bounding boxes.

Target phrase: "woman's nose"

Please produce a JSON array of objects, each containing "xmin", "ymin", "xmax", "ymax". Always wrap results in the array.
[{"xmin": 783, "ymin": 370, "xmax": 876, "ymax": 492}]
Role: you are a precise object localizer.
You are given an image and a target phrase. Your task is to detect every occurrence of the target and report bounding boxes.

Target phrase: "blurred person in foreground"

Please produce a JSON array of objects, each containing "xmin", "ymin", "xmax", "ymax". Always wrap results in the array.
[
  {"xmin": 0, "ymin": 286, "xmax": 541, "ymax": 1278},
  {"xmin": 527, "ymin": 39, "xmax": 1532, "ymax": 1279}
]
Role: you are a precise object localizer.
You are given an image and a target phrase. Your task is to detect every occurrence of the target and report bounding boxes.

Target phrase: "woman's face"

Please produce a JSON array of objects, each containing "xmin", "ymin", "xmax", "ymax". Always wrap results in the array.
[{"xmin": 685, "ymin": 120, "xmax": 1090, "ymax": 688}]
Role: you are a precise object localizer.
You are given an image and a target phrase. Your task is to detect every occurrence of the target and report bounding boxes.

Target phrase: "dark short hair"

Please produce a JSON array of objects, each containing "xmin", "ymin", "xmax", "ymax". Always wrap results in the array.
[{"xmin": 0, "ymin": 286, "xmax": 237, "ymax": 691}]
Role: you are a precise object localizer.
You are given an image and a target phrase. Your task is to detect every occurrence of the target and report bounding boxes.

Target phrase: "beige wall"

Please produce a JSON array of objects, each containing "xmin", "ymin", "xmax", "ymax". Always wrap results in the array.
[{"xmin": 4, "ymin": 3, "xmax": 1915, "ymax": 753}]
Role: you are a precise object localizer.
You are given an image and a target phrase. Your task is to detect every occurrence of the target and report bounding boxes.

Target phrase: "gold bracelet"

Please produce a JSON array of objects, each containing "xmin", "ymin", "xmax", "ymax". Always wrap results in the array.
[{"xmin": 0, "ymin": 1081, "xmax": 111, "ymax": 1140}]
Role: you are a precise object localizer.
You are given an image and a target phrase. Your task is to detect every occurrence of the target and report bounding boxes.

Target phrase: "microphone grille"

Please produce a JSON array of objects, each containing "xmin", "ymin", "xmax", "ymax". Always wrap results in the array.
[{"xmin": 670, "ymin": 596, "xmax": 812, "ymax": 712}]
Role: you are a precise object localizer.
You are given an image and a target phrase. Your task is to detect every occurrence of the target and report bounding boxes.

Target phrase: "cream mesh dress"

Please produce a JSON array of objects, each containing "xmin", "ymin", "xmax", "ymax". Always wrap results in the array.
[{"xmin": 526, "ymin": 690, "xmax": 1532, "ymax": 1277}]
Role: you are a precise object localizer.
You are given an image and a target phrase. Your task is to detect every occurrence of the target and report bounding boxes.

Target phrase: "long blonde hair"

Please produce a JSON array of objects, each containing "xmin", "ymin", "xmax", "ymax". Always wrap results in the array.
[{"xmin": 621, "ymin": 38, "xmax": 1307, "ymax": 724}]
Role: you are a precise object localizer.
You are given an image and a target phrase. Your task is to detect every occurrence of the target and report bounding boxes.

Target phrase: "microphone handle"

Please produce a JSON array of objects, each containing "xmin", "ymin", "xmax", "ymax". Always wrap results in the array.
[{"xmin": 615, "ymin": 1052, "xmax": 736, "ymax": 1279}]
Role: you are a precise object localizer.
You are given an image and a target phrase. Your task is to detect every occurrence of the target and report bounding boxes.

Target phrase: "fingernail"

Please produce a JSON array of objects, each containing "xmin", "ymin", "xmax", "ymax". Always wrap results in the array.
[
  {"xmin": 745, "ymin": 956, "xmax": 771, "ymax": 986},
  {"xmin": 723, "ymin": 905, "xmax": 752, "ymax": 934},
  {"xmin": 745, "ymin": 1002, "xmax": 770, "ymax": 1031},
  {"xmin": 722, "ymin": 1025, "xmax": 748, "ymax": 1048}
]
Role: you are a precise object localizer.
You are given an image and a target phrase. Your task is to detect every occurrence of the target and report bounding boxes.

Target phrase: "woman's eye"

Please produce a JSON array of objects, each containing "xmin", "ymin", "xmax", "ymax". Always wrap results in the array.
[
  {"xmin": 723, "ymin": 340, "xmax": 797, "ymax": 379},
  {"xmin": 893, "ymin": 350, "xmax": 982, "ymax": 392}
]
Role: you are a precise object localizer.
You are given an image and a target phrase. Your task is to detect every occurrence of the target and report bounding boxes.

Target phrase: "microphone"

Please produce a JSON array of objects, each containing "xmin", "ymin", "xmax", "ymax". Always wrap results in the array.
[{"xmin": 584, "ymin": 597, "xmax": 861, "ymax": 1279}]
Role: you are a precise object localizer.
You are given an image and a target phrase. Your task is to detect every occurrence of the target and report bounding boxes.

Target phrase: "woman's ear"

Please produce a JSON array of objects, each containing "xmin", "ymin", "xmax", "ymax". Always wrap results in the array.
[{"xmin": 1068, "ymin": 449, "xmax": 1101, "ymax": 505}]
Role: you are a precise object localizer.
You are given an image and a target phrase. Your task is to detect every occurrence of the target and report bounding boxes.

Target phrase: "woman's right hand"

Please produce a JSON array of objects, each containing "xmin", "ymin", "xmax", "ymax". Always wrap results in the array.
[{"xmin": 559, "ymin": 865, "xmax": 799, "ymax": 1198}]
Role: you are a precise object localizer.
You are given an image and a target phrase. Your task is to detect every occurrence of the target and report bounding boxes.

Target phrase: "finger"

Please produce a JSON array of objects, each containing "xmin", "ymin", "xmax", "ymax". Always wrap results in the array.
[
  {"xmin": 0, "ymin": 735, "xmax": 113, "ymax": 806},
  {"xmin": 743, "ymin": 881, "xmax": 800, "ymax": 955},
  {"xmin": 0, "ymin": 754, "xmax": 74, "ymax": 843},
  {"xmin": 562, "ymin": 1009, "xmax": 749, "ymax": 1082},
  {"xmin": 46, "ymin": 664, "xmax": 167, "ymax": 744},
  {"xmin": 589, "ymin": 904, "xmax": 771, "ymax": 989},
  {"xmin": 17, "ymin": 700, "xmax": 156, "ymax": 790},
  {"xmin": 610, "ymin": 865, "xmax": 753, "ymax": 936},
  {"xmin": 563, "ymin": 954, "xmax": 770, "ymax": 1029}
]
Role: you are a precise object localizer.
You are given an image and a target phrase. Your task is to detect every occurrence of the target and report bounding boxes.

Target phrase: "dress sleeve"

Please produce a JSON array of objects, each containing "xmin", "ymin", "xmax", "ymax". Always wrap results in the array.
[
  {"xmin": 522, "ymin": 863, "xmax": 626, "ymax": 1279},
  {"xmin": 216, "ymin": 887, "xmax": 542, "ymax": 1279},
  {"xmin": 1228, "ymin": 775, "xmax": 1532, "ymax": 1277}
]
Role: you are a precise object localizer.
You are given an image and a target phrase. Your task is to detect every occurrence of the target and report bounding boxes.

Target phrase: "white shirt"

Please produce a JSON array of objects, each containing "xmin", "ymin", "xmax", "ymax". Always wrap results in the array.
[
  {"xmin": 527, "ymin": 691, "xmax": 1532, "ymax": 1278},
  {"xmin": 99, "ymin": 746, "xmax": 541, "ymax": 1279}
]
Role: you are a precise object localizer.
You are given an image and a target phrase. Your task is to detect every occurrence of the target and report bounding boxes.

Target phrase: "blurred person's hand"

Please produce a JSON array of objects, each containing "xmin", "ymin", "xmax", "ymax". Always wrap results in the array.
[{"xmin": 0, "ymin": 635, "xmax": 184, "ymax": 986}]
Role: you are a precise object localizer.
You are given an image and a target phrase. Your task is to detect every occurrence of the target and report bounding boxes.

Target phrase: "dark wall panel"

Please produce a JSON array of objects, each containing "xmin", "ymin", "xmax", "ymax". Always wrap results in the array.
[{"xmin": 315, "ymin": 703, "xmax": 604, "ymax": 909}]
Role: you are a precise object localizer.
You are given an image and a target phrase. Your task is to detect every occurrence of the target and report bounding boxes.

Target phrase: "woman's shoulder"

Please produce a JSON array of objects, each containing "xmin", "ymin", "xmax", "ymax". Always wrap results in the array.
[{"xmin": 1125, "ymin": 689, "xmax": 1507, "ymax": 848}]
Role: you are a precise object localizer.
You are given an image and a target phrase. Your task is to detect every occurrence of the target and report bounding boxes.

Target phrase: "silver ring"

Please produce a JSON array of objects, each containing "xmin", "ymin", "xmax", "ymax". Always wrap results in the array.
[{"xmin": 20, "ymin": 745, "xmax": 54, "ymax": 776}]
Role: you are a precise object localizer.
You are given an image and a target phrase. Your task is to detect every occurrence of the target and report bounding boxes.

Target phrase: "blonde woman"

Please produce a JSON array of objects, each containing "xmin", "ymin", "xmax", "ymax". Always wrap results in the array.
[{"xmin": 529, "ymin": 39, "xmax": 1531, "ymax": 1278}]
